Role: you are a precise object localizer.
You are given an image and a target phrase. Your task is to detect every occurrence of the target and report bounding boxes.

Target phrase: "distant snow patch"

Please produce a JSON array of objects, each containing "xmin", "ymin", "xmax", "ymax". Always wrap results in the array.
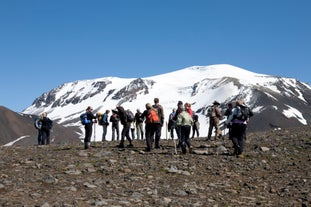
[
  {"xmin": 283, "ymin": 105, "xmax": 307, "ymax": 125},
  {"xmin": 3, "ymin": 135, "xmax": 30, "ymax": 146}
]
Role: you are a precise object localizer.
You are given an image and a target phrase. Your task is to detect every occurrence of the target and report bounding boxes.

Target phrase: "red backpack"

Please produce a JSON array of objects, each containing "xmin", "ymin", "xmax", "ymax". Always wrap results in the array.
[{"xmin": 147, "ymin": 109, "xmax": 160, "ymax": 123}]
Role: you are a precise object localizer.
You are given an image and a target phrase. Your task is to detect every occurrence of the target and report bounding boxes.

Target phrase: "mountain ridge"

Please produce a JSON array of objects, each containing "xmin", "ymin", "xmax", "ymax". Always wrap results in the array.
[{"xmin": 16, "ymin": 64, "xmax": 311, "ymax": 142}]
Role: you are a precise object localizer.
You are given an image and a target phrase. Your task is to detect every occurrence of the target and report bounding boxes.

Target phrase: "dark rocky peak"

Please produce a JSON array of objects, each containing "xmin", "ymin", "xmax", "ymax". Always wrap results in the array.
[{"xmin": 112, "ymin": 78, "xmax": 152, "ymax": 104}]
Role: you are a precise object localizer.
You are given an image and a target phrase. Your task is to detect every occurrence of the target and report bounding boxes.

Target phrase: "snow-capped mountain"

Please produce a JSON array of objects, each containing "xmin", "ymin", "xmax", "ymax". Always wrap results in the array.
[{"xmin": 23, "ymin": 64, "xmax": 311, "ymax": 142}]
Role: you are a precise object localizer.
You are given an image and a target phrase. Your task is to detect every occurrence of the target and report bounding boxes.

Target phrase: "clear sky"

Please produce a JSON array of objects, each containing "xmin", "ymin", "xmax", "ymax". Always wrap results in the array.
[{"xmin": 1, "ymin": 0, "xmax": 310, "ymax": 112}]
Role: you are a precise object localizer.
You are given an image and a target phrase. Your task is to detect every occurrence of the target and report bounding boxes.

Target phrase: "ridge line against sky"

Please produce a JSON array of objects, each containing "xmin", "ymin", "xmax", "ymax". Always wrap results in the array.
[{"xmin": 0, "ymin": 0, "xmax": 310, "ymax": 112}]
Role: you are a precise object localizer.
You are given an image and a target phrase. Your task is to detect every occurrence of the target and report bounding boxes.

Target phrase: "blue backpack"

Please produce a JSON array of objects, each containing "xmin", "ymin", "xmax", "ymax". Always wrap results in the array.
[{"xmin": 80, "ymin": 113, "xmax": 91, "ymax": 125}]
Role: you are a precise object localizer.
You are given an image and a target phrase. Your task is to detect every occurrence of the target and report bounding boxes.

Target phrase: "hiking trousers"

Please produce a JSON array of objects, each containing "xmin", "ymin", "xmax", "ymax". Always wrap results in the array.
[
  {"xmin": 231, "ymin": 123, "xmax": 247, "ymax": 155},
  {"xmin": 181, "ymin": 125, "xmax": 191, "ymax": 148},
  {"xmin": 145, "ymin": 123, "xmax": 157, "ymax": 151},
  {"xmin": 84, "ymin": 123, "xmax": 93, "ymax": 144},
  {"xmin": 119, "ymin": 122, "xmax": 132, "ymax": 146},
  {"xmin": 207, "ymin": 117, "xmax": 221, "ymax": 140}
]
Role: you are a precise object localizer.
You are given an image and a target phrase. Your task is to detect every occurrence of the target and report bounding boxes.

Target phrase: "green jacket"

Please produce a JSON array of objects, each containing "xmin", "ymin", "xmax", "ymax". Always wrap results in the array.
[{"xmin": 176, "ymin": 111, "xmax": 193, "ymax": 126}]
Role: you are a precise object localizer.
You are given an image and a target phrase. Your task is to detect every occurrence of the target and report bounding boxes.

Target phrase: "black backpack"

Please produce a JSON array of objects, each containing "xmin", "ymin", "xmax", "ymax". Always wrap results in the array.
[
  {"xmin": 126, "ymin": 110, "xmax": 134, "ymax": 122},
  {"xmin": 236, "ymin": 106, "xmax": 252, "ymax": 121}
]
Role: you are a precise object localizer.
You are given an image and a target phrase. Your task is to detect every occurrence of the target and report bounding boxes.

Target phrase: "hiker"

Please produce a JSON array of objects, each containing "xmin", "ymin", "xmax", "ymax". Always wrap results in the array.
[
  {"xmin": 176, "ymin": 107, "xmax": 194, "ymax": 154},
  {"xmin": 142, "ymin": 103, "xmax": 160, "ymax": 152},
  {"xmin": 224, "ymin": 102, "xmax": 233, "ymax": 140},
  {"xmin": 116, "ymin": 106, "xmax": 133, "ymax": 148},
  {"xmin": 152, "ymin": 98, "xmax": 164, "ymax": 148},
  {"xmin": 100, "ymin": 110, "xmax": 110, "ymax": 142},
  {"xmin": 192, "ymin": 113, "xmax": 200, "ymax": 138},
  {"xmin": 83, "ymin": 106, "xmax": 96, "ymax": 149},
  {"xmin": 173, "ymin": 101, "xmax": 184, "ymax": 147},
  {"xmin": 168, "ymin": 108, "xmax": 176, "ymax": 139},
  {"xmin": 225, "ymin": 99, "xmax": 253, "ymax": 157},
  {"xmin": 110, "ymin": 109, "xmax": 120, "ymax": 141},
  {"xmin": 185, "ymin": 102, "xmax": 193, "ymax": 117},
  {"xmin": 206, "ymin": 100, "xmax": 222, "ymax": 140},
  {"xmin": 34, "ymin": 114, "xmax": 43, "ymax": 145},
  {"xmin": 40, "ymin": 112, "xmax": 53, "ymax": 145},
  {"xmin": 130, "ymin": 120, "xmax": 136, "ymax": 140},
  {"xmin": 135, "ymin": 109, "xmax": 144, "ymax": 140}
]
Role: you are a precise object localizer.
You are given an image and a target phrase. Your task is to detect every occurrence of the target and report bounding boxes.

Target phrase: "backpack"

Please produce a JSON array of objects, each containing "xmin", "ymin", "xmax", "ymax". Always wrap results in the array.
[
  {"xmin": 193, "ymin": 114, "xmax": 199, "ymax": 122},
  {"xmin": 47, "ymin": 118, "xmax": 53, "ymax": 130},
  {"xmin": 80, "ymin": 113, "xmax": 91, "ymax": 125},
  {"xmin": 97, "ymin": 112, "xmax": 103, "ymax": 125},
  {"xmin": 147, "ymin": 109, "xmax": 160, "ymax": 123},
  {"xmin": 34, "ymin": 117, "xmax": 42, "ymax": 130},
  {"xmin": 207, "ymin": 106, "xmax": 216, "ymax": 117},
  {"xmin": 126, "ymin": 110, "xmax": 134, "ymax": 122},
  {"xmin": 236, "ymin": 106, "xmax": 250, "ymax": 121}
]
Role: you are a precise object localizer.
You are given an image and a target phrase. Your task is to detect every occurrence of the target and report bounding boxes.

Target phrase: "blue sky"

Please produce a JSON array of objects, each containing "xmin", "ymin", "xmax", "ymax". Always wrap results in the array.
[{"xmin": 1, "ymin": 0, "xmax": 310, "ymax": 112}]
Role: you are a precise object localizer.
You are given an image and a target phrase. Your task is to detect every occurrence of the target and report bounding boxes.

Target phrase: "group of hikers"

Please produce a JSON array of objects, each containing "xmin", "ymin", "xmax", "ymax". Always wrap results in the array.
[
  {"xmin": 34, "ymin": 96, "xmax": 253, "ymax": 157},
  {"xmin": 79, "ymin": 97, "xmax": 253, "ymax": 157},
  {"xmin": 34, "ymin": 112, "xmax": 53, "ymax": 145}
]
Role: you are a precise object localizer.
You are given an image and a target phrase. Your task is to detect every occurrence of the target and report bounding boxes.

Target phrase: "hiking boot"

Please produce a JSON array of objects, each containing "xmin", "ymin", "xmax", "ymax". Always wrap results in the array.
[
  {"xmin": 189, "ymin": 146, "xmax": 193, "ymax": 154},
  {"xmin": 116, "ymin": 143, "xmax": 124, "ymax": 148},
  {"xmin": 127, "ymin": 143, "xmax": 134, "ymax": 148},
  {"xmin": 84, "ymin": 142, "xmax": 90, "ymax": 149}
]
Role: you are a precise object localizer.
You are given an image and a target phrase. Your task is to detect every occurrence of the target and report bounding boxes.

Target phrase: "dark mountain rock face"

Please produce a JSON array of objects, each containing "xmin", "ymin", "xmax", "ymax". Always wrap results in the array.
[
  {"xmin": 0, "ymin": 126, "xmax": 310, "ymax": 206},
  {"xmin": 112, "ymin": 78, "xmax": 152, "ymax": 105}
]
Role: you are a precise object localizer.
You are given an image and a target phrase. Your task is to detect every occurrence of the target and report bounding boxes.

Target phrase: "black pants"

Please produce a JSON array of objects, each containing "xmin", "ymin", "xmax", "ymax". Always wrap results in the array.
[
  {"xmin": 145, "ymin": 123, "xmax": 157, "ymax": 151},
  {"xmin": 41, "ymin": 129, "xmax": 50, "ymax": 145},
  {"xmin": 154, "ymin": 123, "xmax": 162, "ymax": 148},
  {"xmin": 192, "ymin": 122, "xmax": 199, "ymax": 138},
  {"xmin": 37, "ymin": 129, "xmax": 42, "ymax": 145},
  {"xmin": 231, "ymin": 123, "xmax": 247, "ymax": 155},
  {"xmin": 84, "ymin": 123, "xmax": 93, "ymax": 143},
  {"xmin": 120, "ymin": 122, "xmax": 132, "ymax": 145},
  {"xmin": 181, "ymin": 125, "xmax": 191, "ymax": 148}
]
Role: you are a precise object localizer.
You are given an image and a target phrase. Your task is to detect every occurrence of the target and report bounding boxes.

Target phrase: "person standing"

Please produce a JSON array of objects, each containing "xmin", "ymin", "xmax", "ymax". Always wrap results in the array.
[
  {"xmin": 168, "ymin": 108, "xmax": 176, "ymax": 139},
  {"xmin": 225, "ymin": 99, "xmax": 253, "ymax": 157},
  {"xmin": 83, "ymin": 106, "xmax": 96, "ymax": 149},
  {"xmin": 101, "ymin": 110, "xmax": 110, "ymax": 142},
  {"xmin": 40, "ymin": 112, "xmax": 53, "ymax": 145},
  {"xmin": 173, "ymin": 101, "xmax": 184, "ymax": 147},
  {"xmin": 176, "ymin": 107, "xmax": 193, "ymax": 154},
  {"xmin": 207, "ymin": 101, "xmax": 222, "ymax": 141},
  {"xmin": 152, "ymin": 98, "xmax": 164, "ymax": 148},
  {"xmin": 110, "ymin": 109, "xmax": 120, "ymax": 141},
  {"xmin": 116, "ymin": 106, "xmax": 133, "ymax": 148},
  {"xmin": 135, "ymin": 109, "xmax": 144, "ymax": 140},
  {"xmin": 192, "ymin": 113, "xmax": 200, "ymax": 138},
  {"xmin": 141, "ymin": 103, "xmax": 160, "ymax": 152}
]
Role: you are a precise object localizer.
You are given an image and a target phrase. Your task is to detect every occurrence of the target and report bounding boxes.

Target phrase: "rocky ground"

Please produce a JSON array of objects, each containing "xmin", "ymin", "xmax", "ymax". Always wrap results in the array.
[{"xmin": 0, "ymin": 126, "xmax": 310, "ymax": 207}]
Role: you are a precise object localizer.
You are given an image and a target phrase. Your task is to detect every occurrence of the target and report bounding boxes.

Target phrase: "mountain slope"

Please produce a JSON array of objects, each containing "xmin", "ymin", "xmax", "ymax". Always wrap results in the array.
[
  {"xmin": 0, "ymin": 126, "xmax": 310, "ymax": 206},
  {"xmin": 22, "ymin": 64, "xmax": 311, "ymax": 142},
  {"xmin": 0, "ymin": 106, "xmax": 80, "ymax": 146}
]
